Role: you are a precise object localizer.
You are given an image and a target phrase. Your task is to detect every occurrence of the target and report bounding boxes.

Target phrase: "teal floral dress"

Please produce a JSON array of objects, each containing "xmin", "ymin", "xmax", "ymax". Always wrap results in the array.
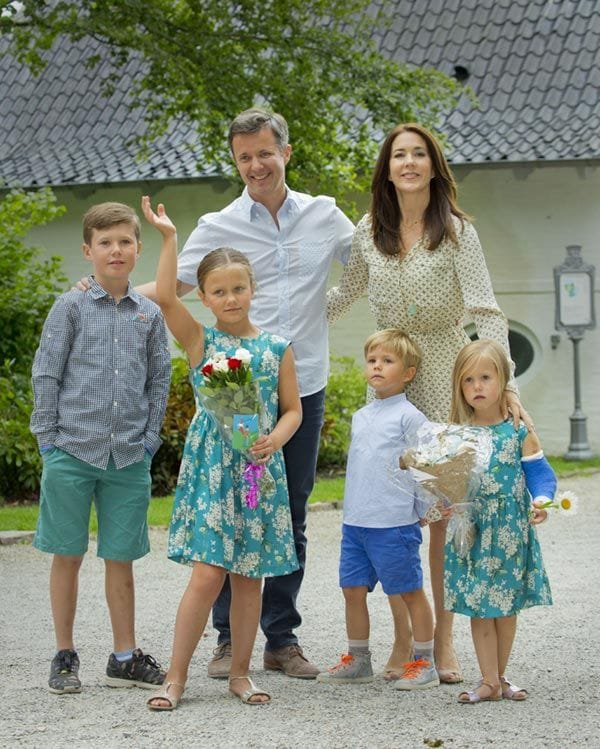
[
  {"xmin": 167, "ymin": 327, "xmax": 298, "ymax": 579},
  {"xmin": 444, "ymin": 422, "xmax": 552, "ymax": 618}
]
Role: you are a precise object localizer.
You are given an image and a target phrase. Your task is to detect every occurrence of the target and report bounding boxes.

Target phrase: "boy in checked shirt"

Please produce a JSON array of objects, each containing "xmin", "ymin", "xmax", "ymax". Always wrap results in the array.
[{"xmin": 30, "ymin": 202, "xmax": 171, "ymax": 695}]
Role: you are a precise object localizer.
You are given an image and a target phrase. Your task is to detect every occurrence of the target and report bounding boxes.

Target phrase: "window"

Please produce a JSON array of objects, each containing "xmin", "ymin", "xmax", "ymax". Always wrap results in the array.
[{"xmin": 466, "ymin": 326, "xmax": 535, "ymax": 377}]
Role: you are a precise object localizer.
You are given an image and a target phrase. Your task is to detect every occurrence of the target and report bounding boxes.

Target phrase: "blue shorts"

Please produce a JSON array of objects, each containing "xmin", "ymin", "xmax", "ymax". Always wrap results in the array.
[
  {"xmin": 34, "ymin": 448, "xmax": 151, "ymax": 561},
  {"xmin": 339, "ymin": 523, "xmax": 423, "ymax": 595}
]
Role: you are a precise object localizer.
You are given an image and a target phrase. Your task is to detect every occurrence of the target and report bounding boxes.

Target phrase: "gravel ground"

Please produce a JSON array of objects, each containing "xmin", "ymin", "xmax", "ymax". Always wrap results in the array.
[{"xmin": 1, "ymin": 474, "xmax": 599, "ymax": 749}]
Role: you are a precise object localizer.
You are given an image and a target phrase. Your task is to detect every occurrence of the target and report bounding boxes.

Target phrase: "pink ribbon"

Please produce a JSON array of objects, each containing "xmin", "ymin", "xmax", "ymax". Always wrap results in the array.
[{"xmin": 243, "ymin": 462, "xmax": 264, "ymax": 509}]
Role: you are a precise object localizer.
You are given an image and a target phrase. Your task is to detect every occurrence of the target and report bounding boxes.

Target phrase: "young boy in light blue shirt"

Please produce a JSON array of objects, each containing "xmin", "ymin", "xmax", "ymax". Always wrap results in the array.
[
  {"xmin": 30, "ymin": 202, "xmax": 171, "ymax": 695},
  {"xmin": 317, "ymin": 329, "xmax": 439, "ymax": 690}
]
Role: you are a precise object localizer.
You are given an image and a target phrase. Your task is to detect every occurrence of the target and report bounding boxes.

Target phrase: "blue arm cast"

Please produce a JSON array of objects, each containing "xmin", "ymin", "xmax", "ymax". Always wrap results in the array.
[{"xmin": 521, "ymin": 451, "xmax": 557, "ymax": 502}]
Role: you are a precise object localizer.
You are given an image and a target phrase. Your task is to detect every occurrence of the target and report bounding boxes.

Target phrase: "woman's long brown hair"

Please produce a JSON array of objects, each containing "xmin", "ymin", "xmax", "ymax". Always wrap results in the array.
[{"xmin": 370, "ymin": 123, "xmax": 469, "ymax": 256}]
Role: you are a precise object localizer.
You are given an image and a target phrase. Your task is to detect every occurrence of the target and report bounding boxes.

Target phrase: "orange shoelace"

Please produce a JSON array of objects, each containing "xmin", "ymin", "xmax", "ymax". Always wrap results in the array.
[
  {"xmin": 400, "ymin": 657, "xmax": 431, "ymax": 679},
  {"xmin": 329, "ymin": 653, "xmax": 354, "ymax": 672}
]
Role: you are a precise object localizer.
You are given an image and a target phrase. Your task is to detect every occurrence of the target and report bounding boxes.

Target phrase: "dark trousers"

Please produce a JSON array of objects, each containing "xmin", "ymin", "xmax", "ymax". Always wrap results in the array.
[{"xmin": 211, "ymin": 388, "xmax": 326, "ymax": 651}]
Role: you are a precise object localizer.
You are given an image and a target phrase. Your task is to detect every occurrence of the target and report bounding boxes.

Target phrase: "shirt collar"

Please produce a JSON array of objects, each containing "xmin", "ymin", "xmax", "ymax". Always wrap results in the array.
[
  {"xmin": 370, "ymin": 392, "xmax": 408, "ymax": 408},
  {"xmin": 239, "ymin": 186, "xmax": 297, "ymax": 219},
  {"xmin": 88, "ymin": 275, "xmax": 138, "ymax": 305}
]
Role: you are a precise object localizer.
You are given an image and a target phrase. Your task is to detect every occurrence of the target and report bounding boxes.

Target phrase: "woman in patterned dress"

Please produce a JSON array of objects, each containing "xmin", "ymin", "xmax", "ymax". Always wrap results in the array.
[
  {"xmin": 327, "ymin": 123, "xmax": 531, "ymax": 683},
  {"xmin": 141, "ymin": 198, "xmax": 302, "ymax": 709},
  {"xmin": 446, "ymin": 340, "xmax": 552, "ymax": 703}
]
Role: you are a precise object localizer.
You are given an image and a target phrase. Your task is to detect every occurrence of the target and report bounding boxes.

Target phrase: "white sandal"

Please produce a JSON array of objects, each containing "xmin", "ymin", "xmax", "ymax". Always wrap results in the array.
[
  {"xmin": 146, "ymin": 681, "xmax": 185, "ymax": 711},
  {"xmin": 228, "ymin": 675, "xmax": 271, "ymax": 705}
]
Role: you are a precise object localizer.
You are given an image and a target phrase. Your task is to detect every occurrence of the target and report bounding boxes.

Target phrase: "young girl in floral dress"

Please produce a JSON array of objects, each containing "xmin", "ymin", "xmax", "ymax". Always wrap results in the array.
[
  {"xmin": 141, "ymin": 197, "xmax": 301, "ymax": 710},
  {"xmin": 444, "ymin": 339, "xmax": 554, "ymax": 703}
]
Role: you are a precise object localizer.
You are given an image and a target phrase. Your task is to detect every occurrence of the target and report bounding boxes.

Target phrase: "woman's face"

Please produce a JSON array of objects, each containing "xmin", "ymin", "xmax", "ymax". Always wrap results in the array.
[{"xmin": 387, "ymin": 131, "xmax": 434, "ymax": 198}]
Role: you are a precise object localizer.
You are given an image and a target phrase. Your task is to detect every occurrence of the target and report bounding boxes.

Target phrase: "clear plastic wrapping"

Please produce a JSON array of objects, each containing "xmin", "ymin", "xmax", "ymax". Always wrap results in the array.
[{"xmin": 389, "ymin": 422, "xmax": 493, "ymax": 557}]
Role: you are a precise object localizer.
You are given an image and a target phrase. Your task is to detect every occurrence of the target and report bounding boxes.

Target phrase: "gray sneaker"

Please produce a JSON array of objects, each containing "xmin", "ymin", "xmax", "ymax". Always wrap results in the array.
[
  {"xmin": 316, "ymin": 652, "xmax": 374, "ymax": 684},
  {"xmin": 49, "ymin": 649, "xmax": 81, "ymax": 694},
  {"xmin": 105, "ymin": 648, "xmax": 165, "ymax": 689},
  {"xmin": 394, "ymin": 658, "xmax": 440, "ymax": 690}
]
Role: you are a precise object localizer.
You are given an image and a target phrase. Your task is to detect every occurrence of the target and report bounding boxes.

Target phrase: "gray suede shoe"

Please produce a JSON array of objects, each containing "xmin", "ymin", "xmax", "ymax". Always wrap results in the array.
[{"xmin": 316, "ymin": 652, "xmax": 374, "ymax": 684}]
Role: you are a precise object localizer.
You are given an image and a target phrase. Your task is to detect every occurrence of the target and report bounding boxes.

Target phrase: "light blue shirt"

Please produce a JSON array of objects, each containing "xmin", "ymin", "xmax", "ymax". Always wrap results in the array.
[
  {"xmin": 177, "ymin": 187, "xmax": 354, "ymax": 396},
  {"xmin": 343, "ymin": 393, "xmax": 429, "ymax": 528}
]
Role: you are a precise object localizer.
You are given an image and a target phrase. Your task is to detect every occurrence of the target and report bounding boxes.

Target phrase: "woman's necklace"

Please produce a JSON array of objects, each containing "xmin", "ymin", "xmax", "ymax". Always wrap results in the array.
[{"xmin": 400, "ymin": 217, "xmax": 424, "ymax": 228}]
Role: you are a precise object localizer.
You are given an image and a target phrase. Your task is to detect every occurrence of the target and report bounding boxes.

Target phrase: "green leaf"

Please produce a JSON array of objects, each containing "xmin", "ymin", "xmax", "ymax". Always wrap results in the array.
[{"xmin": 0, "ymin": 1, "xmax": 466, "ymax": 215}]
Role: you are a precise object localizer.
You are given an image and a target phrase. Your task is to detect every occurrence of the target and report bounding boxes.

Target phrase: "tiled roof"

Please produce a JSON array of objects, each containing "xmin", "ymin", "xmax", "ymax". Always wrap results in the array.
[
  {"xmin": 370, "ymin": 0, "xmax": 600, "ymax": 163},
  {"xmin": 1, "ymin": 0, "xmax": 599, "ymax": 187},
  {"xmin": 0, "ymin": 37, "xmax": 208, "ymax": 188}
]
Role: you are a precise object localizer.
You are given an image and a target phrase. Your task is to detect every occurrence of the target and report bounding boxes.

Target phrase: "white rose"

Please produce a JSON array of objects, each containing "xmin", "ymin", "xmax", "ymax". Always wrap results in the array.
[
  {"xmin": 234, "ymin": 347, "xmax": 252, "ymax": 365},
  {"xmin": 212, "ymin": 351, "xmax": 226, "ymax": 362},
  {"xmin": 213, "ymin": 359, "xmax": 230, "ymax": 372}
]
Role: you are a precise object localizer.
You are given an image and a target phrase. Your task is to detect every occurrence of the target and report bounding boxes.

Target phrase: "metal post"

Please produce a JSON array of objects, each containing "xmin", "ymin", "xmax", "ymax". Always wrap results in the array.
[
  {"xmin": 553, "ymin": 244, "xmax": 596, "ymax": 460},
  {"xmin": 564, "ymin": 334, "xmax": 593, "ymax": 459}
]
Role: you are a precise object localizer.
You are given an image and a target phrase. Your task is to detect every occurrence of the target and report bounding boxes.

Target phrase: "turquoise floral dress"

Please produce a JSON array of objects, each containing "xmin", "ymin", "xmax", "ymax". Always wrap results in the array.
[
  {"xmin": 167, "ymin": 327, "xmax": 298, "ymax": 579},
  {"xmin": 444, "ymin": 422, "xmax": 552, "ymax": 618}
]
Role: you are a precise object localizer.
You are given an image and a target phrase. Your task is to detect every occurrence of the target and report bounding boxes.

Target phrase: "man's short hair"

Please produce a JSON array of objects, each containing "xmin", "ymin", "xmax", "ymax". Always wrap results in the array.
[
  {"xmin": 228, "ymin": 108, "xmax": 289, "ymax": 152},
  {"xmin": 364, "ymin": 328, "xmax": 422, "ymax": 372},
  {"xmin": 83, "ymin": 203, "xmax": 141, "ymax": 245}
]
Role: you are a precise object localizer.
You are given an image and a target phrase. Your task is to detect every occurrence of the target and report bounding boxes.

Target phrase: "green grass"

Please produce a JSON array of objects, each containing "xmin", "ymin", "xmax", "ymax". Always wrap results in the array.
[
  {"xmin": 0, "ymin": 477, "xmax": 347, "ymax": 532},
  {"xmin": 1, "ymin": 458, "xmax": 597, "ymax": 533}
]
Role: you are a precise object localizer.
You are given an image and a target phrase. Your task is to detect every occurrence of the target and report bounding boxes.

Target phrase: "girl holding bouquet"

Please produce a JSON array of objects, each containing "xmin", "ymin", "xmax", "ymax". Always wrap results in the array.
[
  {"xmin": 141, "ymin": 197, "xmax": 302, "ymax": 710},
  {"xmin": 327, "ymin": 123, "xmax": 533, "ymax": 682},
  {"xmin": 445, "ymin": 339, "xmax": 554, "ymax": 703}
]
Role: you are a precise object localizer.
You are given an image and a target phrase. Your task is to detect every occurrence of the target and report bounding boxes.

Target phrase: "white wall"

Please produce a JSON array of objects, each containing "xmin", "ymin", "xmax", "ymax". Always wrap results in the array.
[
  {"xmin": 455, "ymin": 162, "xmax": 600, "ymax": 455},
  {"xmin": 15, "ymin": 161, "xmax": 600, "ymax": 455}
]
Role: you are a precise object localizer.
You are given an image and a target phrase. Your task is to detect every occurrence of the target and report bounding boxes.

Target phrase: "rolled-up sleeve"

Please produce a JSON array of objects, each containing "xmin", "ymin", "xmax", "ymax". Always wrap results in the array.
[{"xmin": 30, "ymin": 298, "xmax": 75, "ymax": 448}]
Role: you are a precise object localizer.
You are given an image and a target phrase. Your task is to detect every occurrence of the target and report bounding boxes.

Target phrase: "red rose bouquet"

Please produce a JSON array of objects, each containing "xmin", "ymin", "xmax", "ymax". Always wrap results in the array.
[{"xmin": 198, "ymin": 348, "xmax": 275, "ymax": 508}]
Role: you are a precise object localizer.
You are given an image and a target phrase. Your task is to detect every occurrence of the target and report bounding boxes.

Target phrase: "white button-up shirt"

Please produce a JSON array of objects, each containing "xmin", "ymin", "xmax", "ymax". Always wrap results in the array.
[
  {"xmin": 343, "ymin": 393, "xmax": 429, "ymax": 528},
  {"xmin": 177, "ymin": 187, "xmax": 354, "ymax": 396}
]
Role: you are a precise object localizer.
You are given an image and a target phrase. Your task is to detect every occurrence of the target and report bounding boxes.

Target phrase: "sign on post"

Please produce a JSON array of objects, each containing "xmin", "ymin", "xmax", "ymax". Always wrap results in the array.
[{"xmin": 553, "ymin": 245, "xmax": 596, "ymax": 460}]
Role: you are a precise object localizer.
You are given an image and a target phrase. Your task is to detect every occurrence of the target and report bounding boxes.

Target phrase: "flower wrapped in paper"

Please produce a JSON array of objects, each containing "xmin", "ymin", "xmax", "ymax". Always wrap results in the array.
[
  {"xmin": 391, "ymin": 423, "xmax": 493, "ymax": 557},
  {"xmin": 197, "ymin": 348, "xmax": 275, "ymax": 508}
]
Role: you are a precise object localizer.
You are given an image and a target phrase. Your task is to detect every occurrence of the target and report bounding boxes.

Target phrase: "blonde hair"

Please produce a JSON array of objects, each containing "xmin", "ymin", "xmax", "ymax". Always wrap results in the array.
[
  {"xmin": 450, "ymin": 339, "xmax": 510, "ymax": 423},
  {"xmin": 364, "ymin": 328, "xmax": 422, "ymax": 373},
  {"xmin": 196, "ymin": 247, "xmax": 257, "ymax": 292},
  {"xmin": 82, "ymin": 202, "xmax": 141, "ymax": 245}
]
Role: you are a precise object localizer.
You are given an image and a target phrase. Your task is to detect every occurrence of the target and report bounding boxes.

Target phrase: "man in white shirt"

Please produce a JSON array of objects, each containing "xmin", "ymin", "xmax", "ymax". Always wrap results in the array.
[{"xmin": 173, "ymin": 109, "xmax": 354, "ymax": 679}]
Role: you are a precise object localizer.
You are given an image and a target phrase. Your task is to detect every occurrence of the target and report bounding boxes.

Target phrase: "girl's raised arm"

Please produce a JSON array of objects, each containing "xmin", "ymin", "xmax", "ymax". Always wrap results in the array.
[{"xmin": 141, "ymin": 196, "xmax": 204, "ymax": 366}]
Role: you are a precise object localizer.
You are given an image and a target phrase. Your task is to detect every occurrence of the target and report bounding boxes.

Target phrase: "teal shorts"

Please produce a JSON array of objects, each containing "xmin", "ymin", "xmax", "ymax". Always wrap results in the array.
[{"xmin": 34, "ymin": 448, "xmax": 152, "ymax": 561}]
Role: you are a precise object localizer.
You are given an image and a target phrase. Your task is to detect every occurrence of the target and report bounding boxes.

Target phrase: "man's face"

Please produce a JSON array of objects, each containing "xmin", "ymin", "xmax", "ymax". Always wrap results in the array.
[{"xmin": 231, "ymin": 127, "xmax": 291, "ymax": 205}]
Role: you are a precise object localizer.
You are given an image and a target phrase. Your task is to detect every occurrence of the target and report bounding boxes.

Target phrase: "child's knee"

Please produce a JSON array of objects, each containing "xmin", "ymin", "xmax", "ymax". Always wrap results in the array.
[
  {"xmin": 401, "ymin": 588, "xmax": 428, "ymax": 607},
  {"xmin": 342, "ymin": 586, "xmax": 368, "ymax": 605},
  {"xmin": 189, "ymin": 562, "xmax": 226, "ymax": 597},
  {"xmin": 53, "ymin": 553, "xmax": 84, "ymax": 572}
]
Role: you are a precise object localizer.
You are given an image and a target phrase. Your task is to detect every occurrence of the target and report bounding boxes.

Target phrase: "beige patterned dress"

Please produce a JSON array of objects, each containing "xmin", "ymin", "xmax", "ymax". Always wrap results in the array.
[{"xmin": 327, "ymin": 214, "xmax": 516, "ymax": 421}]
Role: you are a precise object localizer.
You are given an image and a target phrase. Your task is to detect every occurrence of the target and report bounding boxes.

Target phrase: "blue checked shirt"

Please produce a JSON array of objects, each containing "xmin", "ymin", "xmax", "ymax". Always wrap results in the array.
[{"xmin": 30, "ymin": 277, "xmax": 171, "ymax": 470}]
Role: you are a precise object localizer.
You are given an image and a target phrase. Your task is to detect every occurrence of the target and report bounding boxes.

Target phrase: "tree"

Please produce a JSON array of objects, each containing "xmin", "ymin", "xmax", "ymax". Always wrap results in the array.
[
  {"xmin": 0, "ymin": 187, "xmax": 66, "ymax": 500},
  {"xmin": 1, "ymin": 0, "xmax": 466, "ymax": 209}
]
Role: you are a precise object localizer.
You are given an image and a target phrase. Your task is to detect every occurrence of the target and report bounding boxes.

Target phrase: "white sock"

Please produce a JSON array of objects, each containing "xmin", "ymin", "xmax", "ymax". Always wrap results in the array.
[
  {"xmin": 348, "ymin": 639, "xmax": 370, "ymax": 655},
  {"xmin": 114, "ymin": 649, "xmax": 134, "ymax": 662},
  {"xmin": 413, "ymin": 639, "xmax": 434, "ymax": 663}
]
